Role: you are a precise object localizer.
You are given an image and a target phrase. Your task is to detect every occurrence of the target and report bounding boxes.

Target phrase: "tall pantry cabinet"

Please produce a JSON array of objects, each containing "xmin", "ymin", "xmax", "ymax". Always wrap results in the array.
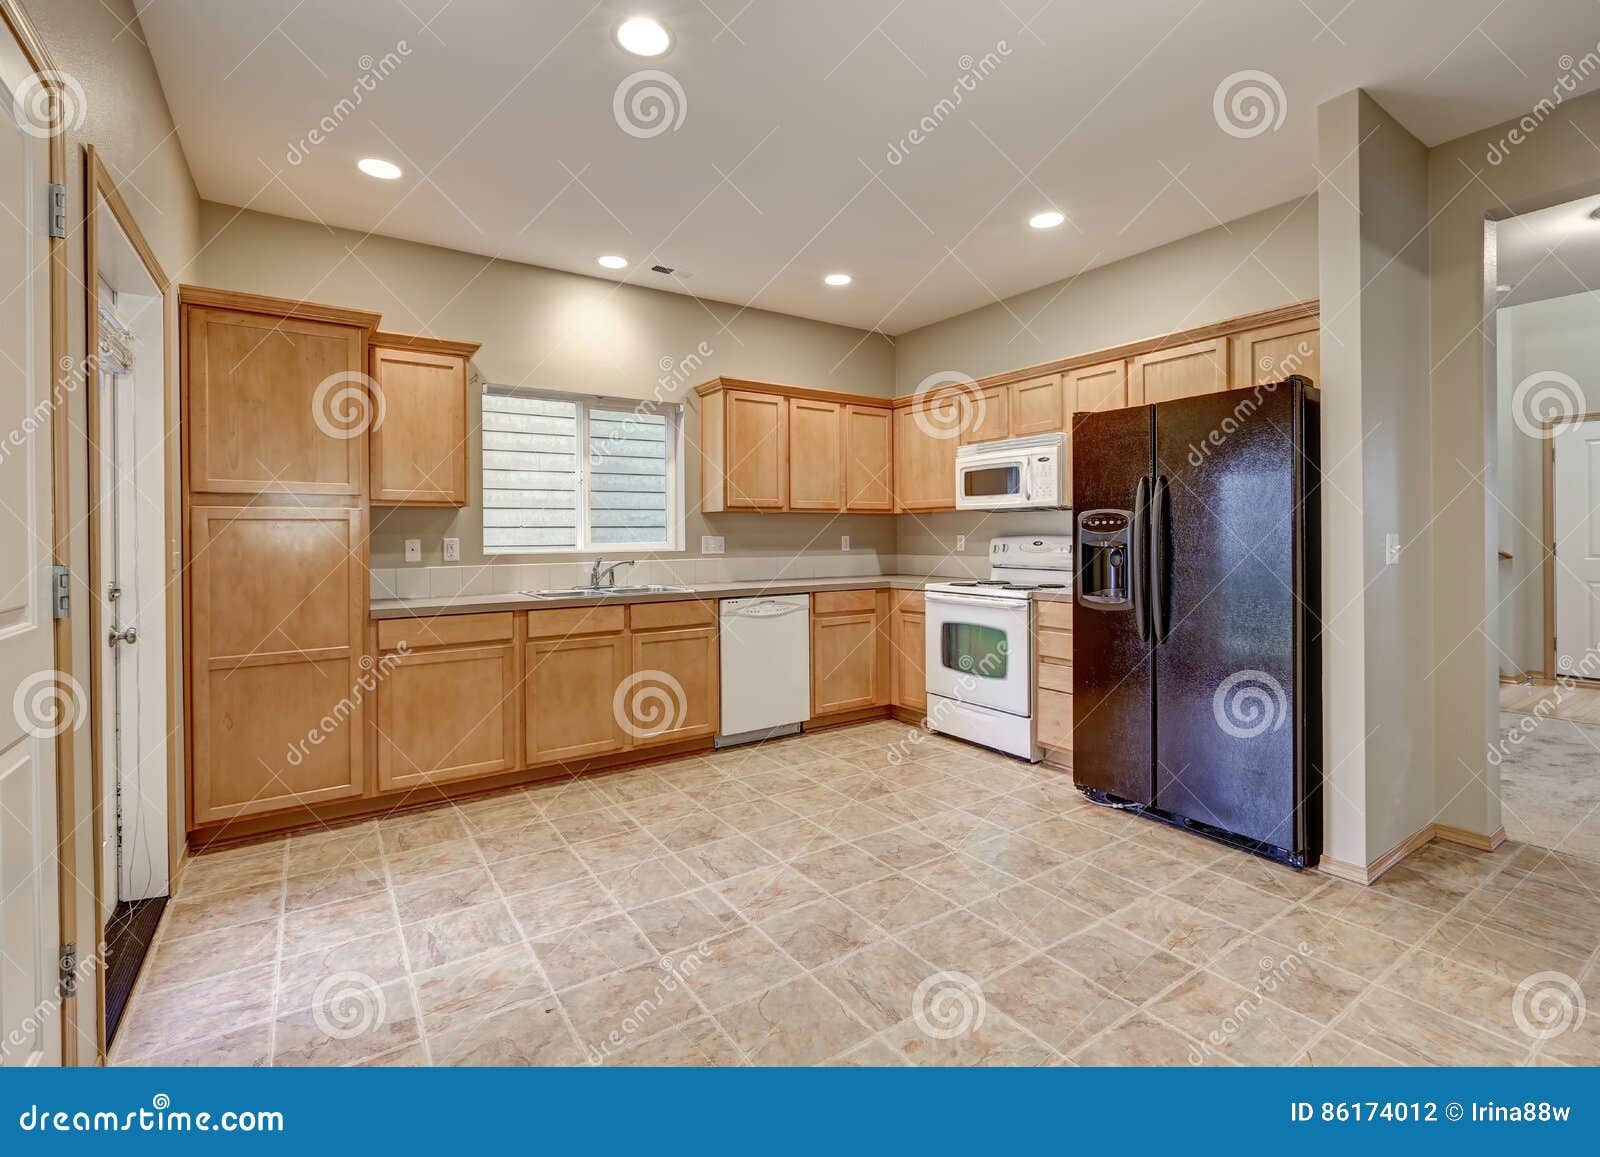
[{"xmin": 181, "ymin": 287, "xmax": 380, "ymax": 825}]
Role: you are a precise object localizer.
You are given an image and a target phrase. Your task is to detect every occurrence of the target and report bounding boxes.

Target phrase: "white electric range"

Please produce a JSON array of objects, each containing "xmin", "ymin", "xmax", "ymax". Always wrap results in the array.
[{"xmin": 924, "ymin": 534, "xmax": 1074, "ymax": 761}]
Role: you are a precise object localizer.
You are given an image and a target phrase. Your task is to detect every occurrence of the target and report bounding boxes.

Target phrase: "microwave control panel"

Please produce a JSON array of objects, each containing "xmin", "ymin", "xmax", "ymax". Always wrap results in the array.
[{"xmin": 1025, "ymin": 454, "xmax": 1060, "ymax": 504}]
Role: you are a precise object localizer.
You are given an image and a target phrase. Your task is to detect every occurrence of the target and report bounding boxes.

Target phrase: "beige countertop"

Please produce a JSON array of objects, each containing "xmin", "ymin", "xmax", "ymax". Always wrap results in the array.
[{"xmin": 370, "ymin": 574, "xmax": 936, "ymax": 619}]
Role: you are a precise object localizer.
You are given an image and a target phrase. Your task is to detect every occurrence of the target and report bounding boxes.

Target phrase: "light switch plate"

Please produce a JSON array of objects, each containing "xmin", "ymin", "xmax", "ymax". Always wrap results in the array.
[
  {"xmin": 840, "ymin": 535, "xmax": 850, "ymax": 552},
  {"xmin": 404, "ymin": 539, "xmax": 422, "ymax": 563},
  {"xmin": 701, "ymin": 535, "xmax": 725, "ymax": 555},
  {"xmin": 443, "ymin": 537, "xmax": 461, "ymax": 562},
  {"xmin": 1385, "ymin": 533, "xmax": 1400, "ymax": 565},
  {"xmin": 956, "ymin": 535, "xmax": 967, "ymax": 552}
]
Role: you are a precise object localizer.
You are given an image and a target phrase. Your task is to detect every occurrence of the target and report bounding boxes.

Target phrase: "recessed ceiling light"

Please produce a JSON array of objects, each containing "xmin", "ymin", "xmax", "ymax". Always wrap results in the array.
[
  {"xmin": 356, "ymin": 157, "xmax": 403, "ymax": 180},
  {"xmin": 597, "ymin": 255, "xmax": 629, "ymax": 269},
  {"xmin": 824, "ymin": 273, "xmax": 853, "ymax": 287},
  {"xmin": 616, "ymin": 16, "xmax": 670, "ymax": 56},
  {"xmin": 1029, "ymin": 210, "xmax": 1065, "ymax": 229}
]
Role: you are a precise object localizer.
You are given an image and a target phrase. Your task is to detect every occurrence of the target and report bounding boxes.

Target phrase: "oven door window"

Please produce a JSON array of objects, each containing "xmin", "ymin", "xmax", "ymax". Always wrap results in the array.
[
  {"xmin": 939, "ymin": 622, "xmax": 1010, "ymax": 679},
  {"xmin": 961, "ymin": 464, "xmax": 1020, "ymax": 499}
]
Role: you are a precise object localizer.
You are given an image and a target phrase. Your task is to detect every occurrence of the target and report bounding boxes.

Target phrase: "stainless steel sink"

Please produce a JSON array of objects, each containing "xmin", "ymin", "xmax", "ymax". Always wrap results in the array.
[{"xmin": 520, "ymin": 585, "xmax": 693, "ymax": 600}]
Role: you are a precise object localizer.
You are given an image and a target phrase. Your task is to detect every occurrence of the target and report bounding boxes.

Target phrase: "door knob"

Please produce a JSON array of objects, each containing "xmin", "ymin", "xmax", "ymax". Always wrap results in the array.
[{"xmin": 109, "ymin": 626, "xmax": 138, "ymax": 647}]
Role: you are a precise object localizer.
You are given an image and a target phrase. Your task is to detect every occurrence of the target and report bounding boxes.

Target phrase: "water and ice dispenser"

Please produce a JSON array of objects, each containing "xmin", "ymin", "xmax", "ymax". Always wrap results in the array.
[{"xmin": 1076, "ymin": 509, "xmax": 1134, "ymax": 609}]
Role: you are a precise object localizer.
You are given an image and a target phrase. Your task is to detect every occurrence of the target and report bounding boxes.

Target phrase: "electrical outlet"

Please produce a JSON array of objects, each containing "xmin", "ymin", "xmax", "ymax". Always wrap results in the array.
[
  {"xmin": 404, "ymin": 539, "xmax": 422, "ymax": 563},
  {"xmin": 956, "ymin": 535, "xmax": 967, "ymax": 552},
  {"xmin": 701, "ymin": 535, "xmax": 725, "ymax": 555},
  {"xmin": 1385, "ymin": 533, "xmax": 1400, "ymax": 566},
  {"xmin": 443, "ymin": 537, "xmax": 460, "ymax": 562},
  {"xmin": 840, "ymin": 535, "xmax": 850, "ymax": 552}
]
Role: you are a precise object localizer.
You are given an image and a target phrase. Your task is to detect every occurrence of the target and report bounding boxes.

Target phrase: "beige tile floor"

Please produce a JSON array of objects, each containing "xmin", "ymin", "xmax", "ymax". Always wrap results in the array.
[
  {"xmin": 1498, "ymin": 681, "xmax": 1600, "ymax": 859},
  {"xmin": 113, "ymin": 721, "xmax": 1600, "ymax": 1067}
]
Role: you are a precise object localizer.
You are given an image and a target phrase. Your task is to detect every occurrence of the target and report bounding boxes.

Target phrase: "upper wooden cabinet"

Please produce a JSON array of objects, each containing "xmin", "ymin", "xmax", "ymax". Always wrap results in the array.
[
  {"xmin": 958, "ymin": 383, "xmax": 1011, "ymax": 444},
  {"xmin": 1008, "ymin": 373, "xmax": 1065, "ymax": 436},
  {"xmin": 696, "ymin": 378, "xmax": 894, "ymax": 514},
  {"xmin": 1230, "ymin": 318, "xmax": 1321, "ymax": 389},
  {"xmin": 369, "ymin": 331, "xmax": 481, "ymax": 507},
  {"xmin": 1065, "ymin": 361, "xmax": 1128, "ymax": 413},
  {"xmin": 893, "ymin": 399, "xmax": 957, "ymax": 512},
  {"xmin": 787, "ymin": 397, "xmax": 843, "ymax": 511},
  {"xmin": 1130, "ymin": 338, "xmax": 1229, "ymax": 405},
  {"xmin": 843, "ymin": 405, "xmax": 893, "ymax": 512},
  {"xmin": 183, "ymin": 290, "xmax": 380, "ymax": 495}
]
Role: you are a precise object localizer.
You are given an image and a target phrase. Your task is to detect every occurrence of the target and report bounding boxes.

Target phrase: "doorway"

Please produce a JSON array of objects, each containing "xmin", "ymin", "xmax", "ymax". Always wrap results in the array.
[
  {"xmin": 85, "ymin": 148, "xmax": 173, "ymax": 1052},
  {"xmin": 1490, "ymin": 192, "xmax": 1600, "ymax": 862}
]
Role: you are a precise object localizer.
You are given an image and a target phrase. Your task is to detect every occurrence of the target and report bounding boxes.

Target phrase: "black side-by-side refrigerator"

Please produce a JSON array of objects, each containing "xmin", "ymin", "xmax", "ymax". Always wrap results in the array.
[{"xmin": 1072, "ymin": 377, "xmax": 1321, "ymax": 867}]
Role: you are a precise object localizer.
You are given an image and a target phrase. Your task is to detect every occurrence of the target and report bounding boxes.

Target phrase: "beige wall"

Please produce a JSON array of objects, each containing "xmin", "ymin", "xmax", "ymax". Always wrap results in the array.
[
  {"xmin": 28, "ymin": 0, "xmax": 205, "ymax": 1064},
  {"xmin": 192, "ymin": 203, "xmax": 899, "ymax": 569},
  {"xmin": 891, "ymin": 198, "xmax": 1319, "ymax": 394}
]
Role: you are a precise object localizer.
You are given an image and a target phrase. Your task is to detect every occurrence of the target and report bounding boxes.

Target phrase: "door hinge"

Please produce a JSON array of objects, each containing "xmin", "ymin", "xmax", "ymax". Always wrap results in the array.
[
  {"xmin": 47, "ymin": 183, "xmax": 65, "ymax": 239},
  {"xmin": 51, "ymin": 565, "xmax": 70, "ymax": 619},
  {"xmin": 58, "ymin": 942, "xmax": 77, "ymax": 996}
]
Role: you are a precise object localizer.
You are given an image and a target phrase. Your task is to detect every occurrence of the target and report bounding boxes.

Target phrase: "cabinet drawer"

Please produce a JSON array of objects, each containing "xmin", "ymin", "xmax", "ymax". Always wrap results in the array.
[
  {"xmin": 1037, "ymin": 688, "xmax": 1073, "ymax": 751},
  {"xmin": 1036, "ymin": 600, "xmax": 1073, "ymax": 631},
  {"xmin": 814, "ymin": 589, "xmax": 878, "ymax": 615},
  {"xmin": 377, "ymin": 611, "xmax": 513, "ymax": 652},
  {"xmin": 526, "ymin": 604, "xmax": 627, "ymax": 639},
  {"xmin": 893, "ymin": 589, "xmax": 926, "ymax": 614},
  {"xmin": 1037, "ymin": 627, "xmax": 1072, "ymax": 663},
  {"xmin": 1037, "ymin": 660, "xmax": 1072, "ymax": 695},
  {"xmin": 629, "ymin": 599, "xmax": 715, "ymax": 631}
]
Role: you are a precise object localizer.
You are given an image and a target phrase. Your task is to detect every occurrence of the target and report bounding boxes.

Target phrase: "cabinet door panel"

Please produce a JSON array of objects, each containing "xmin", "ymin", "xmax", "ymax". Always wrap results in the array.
[
  {"xmin": 370, "ymin": 344, "xmax": 469, "ymax": 505},
  {"xmin": 187, "ymin": 307, "xmax": 367, "ymax": 494},
  {"xmin": 724, "ymin": 390, "xmax": 788, "ymax": 509},
  {"xmin": 377, "ymin": 644, "xmax": 519, "ymax": 790},
  {"xmin": 1130, "ymin": 339, "xmax": 1227, "ymax": 405},
  {"xmin": 1065, "ymin": 360, "xmax": 1128, "ymax": 413},
  {"xmin": 843, "ymin": 405, "xmax": 893, "ymax": 512},
  {"xmin": 189, "ymin": 506, "xmax": 366, "ymax": 821},
  {"xmin": 1009, "ymin": 374, "xmax": 1064, "ymax": 435},
  {"xmin": 525, "ymin": 634, "xmax": 629, "ymax": 763},
  {"xmin": 787, "ymin": 398, "xmax": 842, "ymax": 511},
  {"xmin": 629, "ymin": 627, "xmax": 719, "ymax": 746},
  {"xmin": 893, "ymin": 405, "xmax": 957, "ymax": 511},
  {"xmin": 892, "ymin": 610, "xmax": 926, "ymax": 712},
  {"xmin": 1037, "ymin": 688, "xmax": 1073, "ymax": 752},
  {"xmin": 959, "ymin": 384, "xmax": 1011, "ymax": 444},
  {"xmin": 812, "ymin": 612, "xmax": 880, "ymax": 714},
  {"xmin": 1230, "ymin": 319, "xmax": 1320, "ymax": 388}
]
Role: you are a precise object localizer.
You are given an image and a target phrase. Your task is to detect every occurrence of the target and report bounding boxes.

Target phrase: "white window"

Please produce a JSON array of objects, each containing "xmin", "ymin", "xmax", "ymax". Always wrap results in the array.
[{"xmin": 481, "ymin": 386, "xmax": 683, "ymax": 553}]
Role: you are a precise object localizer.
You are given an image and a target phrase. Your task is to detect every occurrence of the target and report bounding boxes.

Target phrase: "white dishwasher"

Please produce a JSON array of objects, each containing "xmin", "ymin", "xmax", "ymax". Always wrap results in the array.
[{"xmin": 718, "ymin": 594, "xmax": 811, "ymax": 745}]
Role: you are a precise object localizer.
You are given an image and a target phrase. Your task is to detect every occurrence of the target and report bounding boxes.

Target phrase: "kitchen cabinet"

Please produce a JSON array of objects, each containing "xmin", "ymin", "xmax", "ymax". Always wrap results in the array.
[
  {"xmin": 375, "ymin": 613, "xmax": 518, "ymax": 791},
  {"xmin": 958, "ymin": 383, "xmax": 1011, "ymax": 444},
  {"xmin": 890, "ymin": 590, "xmax": 926, "ymax": 714},
  {"xmin": 812, "ymin": 589, "xmax": 889, "ymax": 716},
  {"xmin": 1230, "ymin": 318, "xmax": 1321, "ymax": 389},
  {"xmin": 719, "ymin": 388, "xmax": 789, "ymax": 510},
  {"xmin": 893, "ymin": 400, "xmax": 957, "ymax": 512},
  {"xmin": 787, "ymin": 397, "xmax": 843, "ymax": 511},
  {"xmin": 1065, "ymin": 360, "xmax": 1128, "ymax": 414},
  {"xmin": 188, "ymin": 505, "xmax": 368, "ymax": 822},
  {"xmin": 1008, "ymin": 373, "xmax": 1065, "ymax": 436},
  {"xmin": 629, "ymin": 624, "xmax": 719, "ymax": 746},
  {"xmin": 843, "ymin": 404, "xmax": 894, "ymax": 512},
  {"xmin": 184, "ymin": 293, "xmax": 378, "ymax": 495},
  {"xmin": 1130, "ymin": 338, "xmax": 1228, "ymax": 405},
  {"xmin": 1035, "ymin": 599, "xmax": 1073, "ymax": 757},
  {"xmin": 369, "ymin": 331, "xmax": 480, "ymax": 506}
]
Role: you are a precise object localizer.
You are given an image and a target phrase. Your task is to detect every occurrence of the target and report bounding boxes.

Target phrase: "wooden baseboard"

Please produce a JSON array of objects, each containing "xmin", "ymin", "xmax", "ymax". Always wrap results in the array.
[
  {"xmin": 1433, "ymin": 823, "xmax": 1506, "ymax": 852},
  {"xmin": 1317, "ymin": 821, "xmax": 1506, "ymax": 885},
  {"xmin": 1315, "ymin": 854, "xmax": 1369, "ymax": 884}
]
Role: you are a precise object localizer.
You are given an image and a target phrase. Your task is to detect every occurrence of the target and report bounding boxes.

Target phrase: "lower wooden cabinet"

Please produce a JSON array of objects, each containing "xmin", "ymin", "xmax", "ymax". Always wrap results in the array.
[
  {"xmin": 1035, "ymin": 600, "xmax": 1073, "ymax": 756},
  {"xmin": 890, "ymin": 591, "xmax": 926, "ymax": 713},
  {"xmin": 377, "ymin": 641, "xmax": 519, "ymax": 791},
  {"xmin": 525, "ymin": 632, "xmax": 629, "ymax": 764},
  {"xmin": 812, "ymin": 590, "xmax": 890, "ymax": 716},
  {"xmin": 628, "ymin": 626, "xmax": 719, "ymax": 746}
]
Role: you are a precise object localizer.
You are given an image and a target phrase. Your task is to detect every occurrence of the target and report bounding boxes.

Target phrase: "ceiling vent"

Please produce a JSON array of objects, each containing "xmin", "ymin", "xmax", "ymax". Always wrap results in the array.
[{"xmin": 650, "ymin": 263, "xmax": 689, "ymax": 277}]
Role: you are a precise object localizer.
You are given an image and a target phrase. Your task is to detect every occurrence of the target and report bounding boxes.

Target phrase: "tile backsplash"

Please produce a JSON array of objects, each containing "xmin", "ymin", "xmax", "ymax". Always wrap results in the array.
[{"xmin": 368, "ymin": 551, "xmax": 989, "ymax": 600}]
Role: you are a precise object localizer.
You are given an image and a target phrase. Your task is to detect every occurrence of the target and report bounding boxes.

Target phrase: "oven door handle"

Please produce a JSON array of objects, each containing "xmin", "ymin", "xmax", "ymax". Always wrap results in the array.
[{"xmin": 924, "ymin": 592, "xmax": 1032, "ymax": 612}]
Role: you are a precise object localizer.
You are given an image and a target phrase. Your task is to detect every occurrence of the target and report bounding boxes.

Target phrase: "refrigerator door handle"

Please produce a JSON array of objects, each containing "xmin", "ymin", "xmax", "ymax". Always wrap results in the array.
[
  {"xmin": 1151, "ymin": 474, "xmax": 1169, "ymax": 643},
  {"xmin": 1131, "ymin": 475, "xmax": 1150, "ymax": 643}
]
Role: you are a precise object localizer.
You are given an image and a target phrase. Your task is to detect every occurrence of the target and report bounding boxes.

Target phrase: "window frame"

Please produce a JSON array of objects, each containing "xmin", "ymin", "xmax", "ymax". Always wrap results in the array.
[{"xmin": 480, "ymin": 384, "xmax": 685, "ymax": 556}]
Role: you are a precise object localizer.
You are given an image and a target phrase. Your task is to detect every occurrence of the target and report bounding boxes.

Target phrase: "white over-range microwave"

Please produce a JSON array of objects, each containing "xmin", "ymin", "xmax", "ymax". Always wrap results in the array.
[{"xmin": 954, "ymin": 433, "xmax": 1067, "ymax": 511}]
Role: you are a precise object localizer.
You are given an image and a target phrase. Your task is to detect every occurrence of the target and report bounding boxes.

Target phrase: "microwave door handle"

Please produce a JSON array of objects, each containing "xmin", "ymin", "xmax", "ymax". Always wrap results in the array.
[{"xmin": 1132, "ymin": 475, "xmax": 1150, "ymax": 643}]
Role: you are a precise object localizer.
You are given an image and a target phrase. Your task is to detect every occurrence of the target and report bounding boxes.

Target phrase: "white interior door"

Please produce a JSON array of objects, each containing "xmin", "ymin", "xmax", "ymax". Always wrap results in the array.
[
  {"xmin": 0, "ymin": 41, "xmax": 63, "ymax": 1067},
  {"xmin": 1552, "ymin": 417, "xmax": 1600, "ymax": 676}
]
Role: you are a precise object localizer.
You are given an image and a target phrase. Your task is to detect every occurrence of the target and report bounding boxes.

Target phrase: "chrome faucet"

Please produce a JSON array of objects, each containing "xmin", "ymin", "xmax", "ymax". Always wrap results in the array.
[{"xmin": 588, "ymin": 558, "xmax": 633, "ymax": 590}]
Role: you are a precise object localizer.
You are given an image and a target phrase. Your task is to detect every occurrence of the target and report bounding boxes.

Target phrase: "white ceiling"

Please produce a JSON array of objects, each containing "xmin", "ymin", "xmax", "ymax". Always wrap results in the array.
[
  {"xmin": 138, "ymin": 0, "xmax": 1600, "ymax": 334},
  {"xmin": 1498, "ymin": 193, "xmax": 1600, "ymax": 309}
]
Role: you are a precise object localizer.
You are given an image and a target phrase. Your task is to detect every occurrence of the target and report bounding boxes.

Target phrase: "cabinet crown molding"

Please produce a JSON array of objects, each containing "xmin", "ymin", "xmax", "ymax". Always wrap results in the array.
[
  {"xmin": 693, "ymin": 376, "xmax": 893, "ymax": 409},
  {"xmin": 179, "ymin": 284, "xmax": 382, "ymax": 331},
  {"xmin": 372, "ymin": 330, "xmax": 483, "ymax": 358}
]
